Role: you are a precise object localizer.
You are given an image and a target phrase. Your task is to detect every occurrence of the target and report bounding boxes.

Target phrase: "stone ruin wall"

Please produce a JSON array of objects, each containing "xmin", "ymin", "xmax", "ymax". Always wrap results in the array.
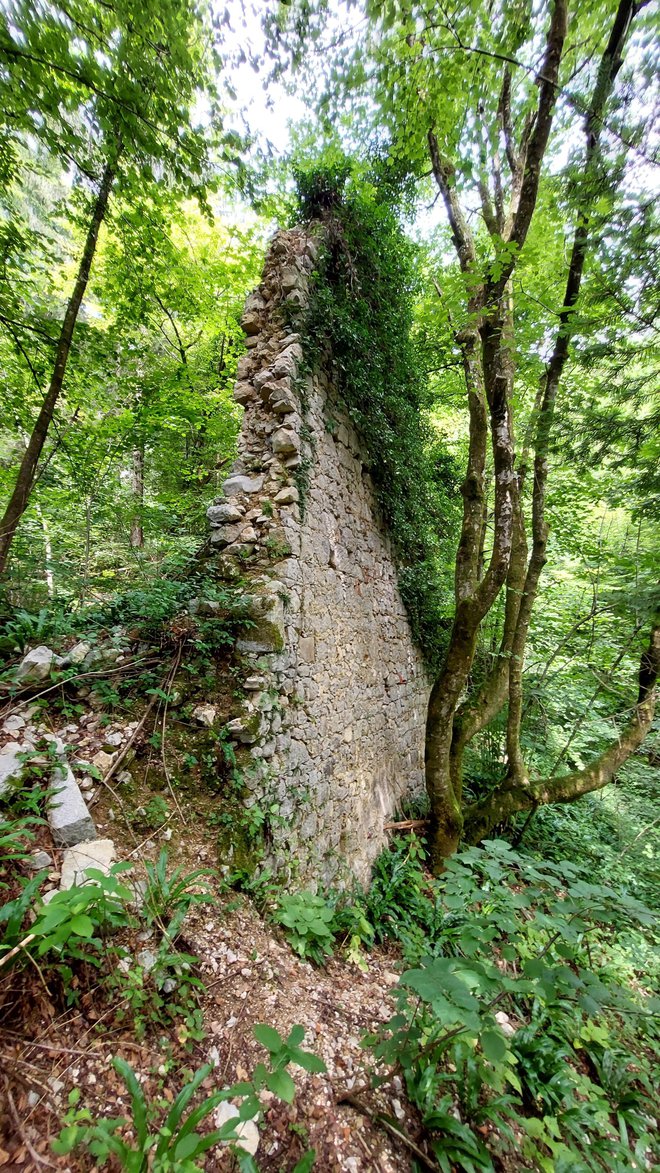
[{"xmin": 206, "ymin": 227, "xmax": 431, "ymax": 886}]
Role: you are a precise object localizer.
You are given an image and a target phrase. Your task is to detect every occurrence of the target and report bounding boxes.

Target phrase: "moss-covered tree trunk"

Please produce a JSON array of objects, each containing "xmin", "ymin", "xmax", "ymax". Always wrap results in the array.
[
  {"xmin": 424, "ymin": 0, "xmax": 648, "ymax": 871},
  {"xmin": 463, "ymin": 626, "xmax": 660, "ymax": 843}
]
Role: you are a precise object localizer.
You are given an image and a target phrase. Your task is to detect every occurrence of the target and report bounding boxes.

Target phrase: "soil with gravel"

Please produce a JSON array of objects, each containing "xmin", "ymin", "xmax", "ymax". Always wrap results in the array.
[{"xmin": 0, "ymin": 704, "xmax": 427, "ymax": 1172}]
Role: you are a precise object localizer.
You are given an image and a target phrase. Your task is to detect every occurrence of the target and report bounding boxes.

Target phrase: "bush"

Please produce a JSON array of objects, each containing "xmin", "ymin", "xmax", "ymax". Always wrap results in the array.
[
  {"xmin": 273, "ymin": 891, "xmax": 336, "ymax": 964},
  {"xmin": 364, "ymin": 838, "xmax": 659, "ymax": 1172}
]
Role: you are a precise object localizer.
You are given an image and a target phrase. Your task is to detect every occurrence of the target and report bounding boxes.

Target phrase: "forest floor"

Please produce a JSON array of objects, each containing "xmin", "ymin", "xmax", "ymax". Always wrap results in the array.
[{"xmin": 0, "ymin": 699, "xmax": 425, "ymax": 1172}]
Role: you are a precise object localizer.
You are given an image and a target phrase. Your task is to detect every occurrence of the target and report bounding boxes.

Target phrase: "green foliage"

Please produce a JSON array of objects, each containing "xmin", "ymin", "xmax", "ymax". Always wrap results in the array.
[
  {"xmin": 29, "ymin": 866, "xmax": 132, "ymax": 961},
  {"xmin": 142, "ymin": 848, "xmax": 214, "ymax": 931},
  {"xmin": 130, "ymin": 796, "xmax": 171, "ymax": 834},
  {"xmin": 0, "ymin": 842, "xmax": 216, "ymax": 1044},
  {"xmin": 251, "ymin": 1021, "xmax": 327, "ymax": 1100},
  {"xmin": 0, "ymin": 869, "xmax": 48, "ymax": 954},
  {"xmin": 361, "ymin": 831, "xmax": 441, "ymax": 959},
  {"xmin": 295, "ymin": 161, "xmax": 459, "ymax": 667},
  {"xmin": 54, "ymin": 1058, "xmax": 251, "ymax": 1170},
  {"xmin": 273, "ymin": 890, "xmax": 336, "ymax": 964},
  {"xmin": 519, "ymin": 766, "xmax": 660, "ymax": 912},
  {"xmin": 86, "ymin": 576, "xmax": 248, "ymax": 645},
  {"xmin": 363, "ymin": 838, "xmax": 658, "ymax": 1172},
  {"xmin": 0, "ymin": 0, "xmax": 267, "ymax": 606},
  {"xmin": 0, "ymin": 605, "xmax": 74, "ymax": 655},
  {"xmin": 53, "ymin": 1023, "xmax": 325, "ymax": 1169},
  {"xmin": 0, "ymin": 814, "xmax": 40, "ymax": 880}
]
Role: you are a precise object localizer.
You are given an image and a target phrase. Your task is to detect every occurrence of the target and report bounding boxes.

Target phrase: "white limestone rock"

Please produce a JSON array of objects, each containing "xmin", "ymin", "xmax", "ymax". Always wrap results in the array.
[
  {"xmin": 222, "ymin": 474, "xmax": 264, "ymax": 497},
  {"xmin": 207, "ymin": 502, "xmax": 243, "ymax": 525},
  {"xmin": 272, "ymin": 428, "xmax": 300, "ymax": 457},
  {"xmin": 91, "ymin": 749, "xmax": 115, "ymax": 774},
  {"xmin": 213, "ymin": 1103, "xmax": 259, "ymax": 1156},
  {"xmin": 49, "ymin": 757, "xmax": 97, "ymax": 846},
  {"xmin": 60, "ymin": 839, "xmax": 116, "ymax": 890},
  {"xmin": 2, "ymin": 714, "xmax": 25, "ymax": 734},
  {"xmin": 65, "ymin": 641, "xmax": 91, "ymax": 666},
  {"xmin": 192, "ymin": 703, "xmax": 217, "ymax": 728},
  {"xmin": 16, "ymin": 645, "xmax": 63, "ymax": 683},
  {"xmin": 274, "ymin": 486, "xmax": 299, "ymax": 505},
  {"xmin": 0, "ymin": 744, "xmax": 26, "ymax": 797}
]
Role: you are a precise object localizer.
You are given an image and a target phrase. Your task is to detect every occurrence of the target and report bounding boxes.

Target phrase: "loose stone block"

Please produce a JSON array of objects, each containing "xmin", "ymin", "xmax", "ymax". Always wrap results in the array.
[
  {"xmin": 0, "ymin": 743, "xmax": 24, "ymax": 798},
  {"xmin": 60, "ymin": 838, "xmax": 116, "ymax": 890},
  {"xmin": 207, "ymin": 502, "xmax": 244, "ymax": 525},
  {"xmin": 192, "ymin": 704, "xmax": 217, "ymax": 727},
  {"xmin": 48, "ymin": 762, "xmax": 96, "ymax": 847},
  {"xmin": 222, "ymin": 474, "xmax": 264, "ymax": 497},
  {"xmin": 16, "ymin": 645, "xmax": 63, "ymax": 683},
  {"xmin": 272, "ymin": 428, "xmax": 300, "ymax": 456},
  {"xmin": 274, "ymin": 486, "xmax": 299, "ymax": 505}
]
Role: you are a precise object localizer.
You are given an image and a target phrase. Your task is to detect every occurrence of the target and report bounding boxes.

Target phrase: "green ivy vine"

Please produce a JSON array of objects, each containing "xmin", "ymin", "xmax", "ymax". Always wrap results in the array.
[{"xmin": 293, "ymin": 161, "xmax": 459, "ymax": 670}]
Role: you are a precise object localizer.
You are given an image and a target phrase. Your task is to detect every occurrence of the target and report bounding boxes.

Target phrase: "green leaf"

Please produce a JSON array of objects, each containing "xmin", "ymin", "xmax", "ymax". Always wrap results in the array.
[
  {"xmin": 69, "ymin": 914, "xmax": 95, "ymax": 937},
  {"xmin": 265, "ymin": 1067, "xmax": 296, "ymax": 1103},
  {"xmin": 112, "ymin": 1058, "xmax": 149, "ymax": 1148},
  {"xmin": 290, "ymin": 1048, "xmax": 327, "ymax": 1075},
  {"xmin": 292, "ymin": 1151, "xmax": 316, "ymax": 1172},
  {"xmin": 480, "ymin": 1029, "xmax": 508, "ymax": 1063},
  {"xmin": 174, "ymin": 1131, "xmax": 204, "ymax": 1159},
  {"xmin": 253, "ymin": 1023, "xmax": 284, "ymax": 1053}
]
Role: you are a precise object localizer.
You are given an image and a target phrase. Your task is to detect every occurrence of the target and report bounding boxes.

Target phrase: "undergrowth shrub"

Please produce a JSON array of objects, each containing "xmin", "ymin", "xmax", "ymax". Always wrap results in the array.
[
  {"xmin": 54, "ymin": 1023, "xmax": 325, "ymax": 1171},
  {"xmin": 0, "ymin": 846, "xmax": 214, "ymax": 1041},
  {"xmin": 351, "ymin": 836, "xmax": 659, "ymax": 1172},
  {"xmin": 0, "ymin": 574, "xmax": 249, "ymax": 672},
  {"xmin": 273, "ymin": 890, "xmax": 336, "ymax": 964}
]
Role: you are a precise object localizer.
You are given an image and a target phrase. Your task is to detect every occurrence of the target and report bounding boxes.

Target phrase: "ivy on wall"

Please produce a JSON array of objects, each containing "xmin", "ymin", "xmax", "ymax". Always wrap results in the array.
[{"xmin": 294, "ymin": 162, "xmax": 459, "ymax": 671}]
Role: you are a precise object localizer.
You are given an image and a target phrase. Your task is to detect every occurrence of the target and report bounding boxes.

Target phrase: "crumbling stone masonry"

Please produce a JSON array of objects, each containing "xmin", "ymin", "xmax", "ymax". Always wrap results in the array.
[{"xmin": 206, "ymin": 227, "xmax": 432, "ymax": 886}]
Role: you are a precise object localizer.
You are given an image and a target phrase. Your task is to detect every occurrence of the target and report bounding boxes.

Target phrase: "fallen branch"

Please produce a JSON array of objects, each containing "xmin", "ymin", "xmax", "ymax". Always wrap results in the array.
[
  {"xmin": 159, "ymin": 644, "xmax": 186, "ymax": 825},
  {"xmin": 102, "ymin": 690, "xmax": 161, "ymax": 786},
  {"xmin": 384, "ymin": 818, "xmax": 429, "ymax": 831},
  {"xmin": 337, "ymin": 1092, "xmax": 440, "ymax": 1172},
  {"xmin": 0, "ymin": 932, "xmax": 36, "ymax": 970},
  {"xmin": 5, "ymin": 1078, "xmax": 57, "ymax": 1168},
  {"xmin": 2, "ymin": 655, "xmax": 160, "ymax": 718}
]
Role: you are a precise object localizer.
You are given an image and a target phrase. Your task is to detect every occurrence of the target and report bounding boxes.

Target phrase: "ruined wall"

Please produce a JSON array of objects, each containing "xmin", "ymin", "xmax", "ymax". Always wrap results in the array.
[{"xmin": 207, "ymin": 227, "xmax": 431, "ymax": 886}]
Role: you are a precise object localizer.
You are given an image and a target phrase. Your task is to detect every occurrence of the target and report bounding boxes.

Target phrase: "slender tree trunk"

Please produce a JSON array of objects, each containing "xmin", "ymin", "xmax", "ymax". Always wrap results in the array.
[
  {"xmin": 423, "ymin": 0, "xmax": 642, "ymax": 870},
  {"xmin": 81, "ymin": 495, "xmax": 93, "ymax": 601},
  {"xmin": 0, "ymin": 159, "xmax": 117, "ymax": 576},
  {"xmin": 35, "ymin": 501, "xmax": 54, "ymax": 598},
  {"xmin": 504, "ymin": 0, "xmax": 638, "ymax": 782},
  {"xmin": 129, "ymin": 445, "xmax": 145, "ymax": 549}
]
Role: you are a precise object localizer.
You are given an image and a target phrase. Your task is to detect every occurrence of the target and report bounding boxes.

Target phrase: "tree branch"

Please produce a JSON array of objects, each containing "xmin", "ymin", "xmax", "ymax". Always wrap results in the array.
[{"xmin": 463, "ymin": 624, "xmax": 659, "ymax": 843}]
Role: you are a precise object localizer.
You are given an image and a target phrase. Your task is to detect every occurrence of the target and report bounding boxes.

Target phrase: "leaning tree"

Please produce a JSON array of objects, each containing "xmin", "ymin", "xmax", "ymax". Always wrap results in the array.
[
  {"xmin": 273, "ymin": 0, "xmax": 659, "ymax": 867},
  {"xmin": 0, "ymin": 0, "xmax": 222, "ymax": 575}
]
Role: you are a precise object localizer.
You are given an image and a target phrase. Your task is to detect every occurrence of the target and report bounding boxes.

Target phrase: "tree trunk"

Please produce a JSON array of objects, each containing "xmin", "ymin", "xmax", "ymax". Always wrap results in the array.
[
  {"xmin": 504, "ymin": 0, "xmax": 639, "ymax": 783},
  {"xmin": 129, "ymin": 445, "xmax": 145, "ymax": 549},
  {"xmin": 424, "ymin": 0, "xmax": 641, "ymax": 871},
  {"xmin": 0, "ymin": 159, "xmax": 117, "ymax": 576},
  {"xmin": 34, "ymin": 502, "xmax": 55, "ymax": 598}
]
